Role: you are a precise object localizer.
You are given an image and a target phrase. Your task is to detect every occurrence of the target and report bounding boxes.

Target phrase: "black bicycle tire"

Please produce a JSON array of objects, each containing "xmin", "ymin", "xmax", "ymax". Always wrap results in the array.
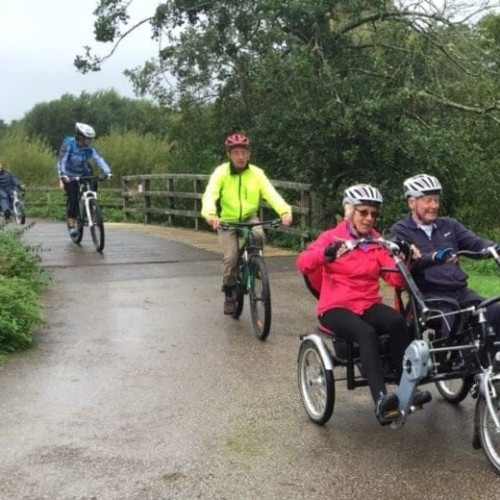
[
  {"xmin": 475, "ymin": 379, "xmax": 500, "ymax": 475},
  {"xmin": 249, "ymin": 255, "xmax": 271, "ymax": 340},
  {"xmin": 298, "ymin": 338, "xmax": 335, "ymax": 425},
  {"xmin": 89, "ymin": 198, "xmax": 105, "ymax": 252},
  {"xmin": 435, "ymin": 377, "xmax": 473, "ymax": 404},
  {"xmin": 231, "ymin": 283, "xmax": 245, "ymax": 319}
]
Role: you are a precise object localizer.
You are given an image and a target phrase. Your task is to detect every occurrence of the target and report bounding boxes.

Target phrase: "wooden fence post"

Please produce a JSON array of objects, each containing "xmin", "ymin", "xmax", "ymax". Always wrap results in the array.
[
  {"xmin": 122, "ymin": 178, "xmax": 130, "ymax": 222},
  {"xmin": 144, "ymin": 179, "xmax": 151, "ymax": 224}
]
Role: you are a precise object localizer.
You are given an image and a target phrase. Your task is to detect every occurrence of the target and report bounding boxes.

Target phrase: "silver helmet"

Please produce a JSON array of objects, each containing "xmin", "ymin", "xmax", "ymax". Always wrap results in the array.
[
  {"xmin": 75, "ymin": 122, "xmax": 96, "ymax": 139},
  {"xmin": 404, "ymin": 174, "xmax": 442, "ymax": 199},
  {"xmin": 343, "ymin": 184, "xmax": 383, "ymax": 207}
]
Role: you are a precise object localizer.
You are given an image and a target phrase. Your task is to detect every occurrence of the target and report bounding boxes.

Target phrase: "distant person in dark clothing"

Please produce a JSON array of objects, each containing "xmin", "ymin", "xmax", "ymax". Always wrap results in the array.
[{"xmin": 0, "ymin": 159, "xmax": 24, "ymax": 221}]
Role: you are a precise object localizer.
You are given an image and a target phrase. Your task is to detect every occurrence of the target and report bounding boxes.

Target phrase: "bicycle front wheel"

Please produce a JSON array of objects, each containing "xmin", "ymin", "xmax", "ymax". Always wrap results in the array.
[
  {"xmin": 298, "ymin": 339, "xmax": 335, "ymax": 425},
  {"xmin": 14, "ymin": 201, "xmax": 25, "ymax": 224},
  {"xmin": 474, "ymin": 380, "xmax": 500, "ymax": 475},
  {"xmin": 249, "ymin": 255, "xmax": 271, "ymax": 340},
  {"xmin": 89, "ymin": 198, "xmax": 105, "ymax": 252}
]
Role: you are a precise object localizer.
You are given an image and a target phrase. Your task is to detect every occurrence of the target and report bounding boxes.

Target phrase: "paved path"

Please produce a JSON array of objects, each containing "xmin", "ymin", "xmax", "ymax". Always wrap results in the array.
[{"xmin": 0, "ymin": 219, "xmax": 499, "ymax": 499}]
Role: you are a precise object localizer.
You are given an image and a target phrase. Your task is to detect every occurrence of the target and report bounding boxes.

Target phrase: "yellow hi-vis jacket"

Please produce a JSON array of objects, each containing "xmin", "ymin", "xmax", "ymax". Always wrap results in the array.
[{"xmin": 201, "ymin": 163, "xmax": 291, "ymax": 223}]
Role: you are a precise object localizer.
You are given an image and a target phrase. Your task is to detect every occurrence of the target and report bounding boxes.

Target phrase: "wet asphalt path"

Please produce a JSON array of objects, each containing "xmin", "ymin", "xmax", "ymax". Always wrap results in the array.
[{"xmin": 0, "ymin": 219, "xmax": 499, "ymax": 499}]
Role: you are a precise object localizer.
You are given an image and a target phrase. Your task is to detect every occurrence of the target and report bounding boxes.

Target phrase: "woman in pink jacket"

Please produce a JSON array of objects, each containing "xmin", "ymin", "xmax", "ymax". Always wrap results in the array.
[{"xmin": 297, "ymin": 184, "xmax": 416, "ymax": 425}]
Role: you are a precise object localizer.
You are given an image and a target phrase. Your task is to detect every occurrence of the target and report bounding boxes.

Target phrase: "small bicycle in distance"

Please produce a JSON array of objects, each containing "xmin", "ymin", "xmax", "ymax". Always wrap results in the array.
[
  {"xmin": 68, "ymin": 175, "xmax": 107, "ymax": 253},
  {"xmin": 12, "ymin": 187, "xmax": 26, "ymax": 225},
  {"xmin": 220, "ymin": 219, "xmax": 282, "ymax": 341}
]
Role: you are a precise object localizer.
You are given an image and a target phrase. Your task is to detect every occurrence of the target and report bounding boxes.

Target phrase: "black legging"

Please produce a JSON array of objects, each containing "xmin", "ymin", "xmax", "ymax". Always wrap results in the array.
[{"xmin": 320, "ymin": 303, "xmax": 410, "ymax": 403}]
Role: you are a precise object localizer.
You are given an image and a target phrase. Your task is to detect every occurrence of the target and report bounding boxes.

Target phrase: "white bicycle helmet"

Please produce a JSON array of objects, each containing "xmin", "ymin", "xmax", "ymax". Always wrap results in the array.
[
  {"xmin": 343, "ymin": 184, "xmax": 383, "ymax": 207},
  {"xmin": 75, "ymin": 122, "xmax": 96, "ymax": 139},
  {"xmin": 404, "ymin": 174, "xmax": 442, "ymax": 198}
]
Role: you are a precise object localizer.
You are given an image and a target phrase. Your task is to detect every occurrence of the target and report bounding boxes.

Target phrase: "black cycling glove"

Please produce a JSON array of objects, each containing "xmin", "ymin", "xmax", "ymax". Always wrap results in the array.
[
  {"xmin": 324, "ymin": 242, "xmax": 343, "ymax": 263},
  {"xmin": 392, "ymin": 238, "xmax": 412, "ymax": 261}
]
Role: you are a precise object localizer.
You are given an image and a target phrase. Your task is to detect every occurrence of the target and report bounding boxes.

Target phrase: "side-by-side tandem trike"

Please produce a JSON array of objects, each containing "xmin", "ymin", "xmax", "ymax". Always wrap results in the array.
[{"xmin": 298, "ymin": 237, "xmax": 500, "ymax": 474}]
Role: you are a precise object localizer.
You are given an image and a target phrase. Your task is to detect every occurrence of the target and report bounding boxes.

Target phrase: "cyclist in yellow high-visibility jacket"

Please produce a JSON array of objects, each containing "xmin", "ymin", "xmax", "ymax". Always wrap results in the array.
[{"xmin": 202, "ymin": 133, "xmax": 292, "ymax": 315}]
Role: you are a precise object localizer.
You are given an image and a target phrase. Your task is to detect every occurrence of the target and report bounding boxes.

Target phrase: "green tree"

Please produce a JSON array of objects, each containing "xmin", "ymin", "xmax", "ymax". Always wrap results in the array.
[
  {"xmin": 76, "ymin": 1, "xmax": 500, "ymax": 230},
  {"xmin": 22, "ymin": 90, "xmax": 172, "ymax": 152}
]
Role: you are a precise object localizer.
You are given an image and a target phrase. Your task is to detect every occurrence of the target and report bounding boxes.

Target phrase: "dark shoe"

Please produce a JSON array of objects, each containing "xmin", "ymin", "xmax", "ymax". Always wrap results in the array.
[
  {"xmin": 69, "ymin": 226, "xmax": 78, "ymax": 237},
  {"xmin": 412, "ymin": 389, "xmax": 432, "ymax": 407},
  {"xmin": 375, "ymin": 392, "xmax": 401, "ymax": 426},
  {"xmin": 223, "ymin": 298, "xmax": 236, "ymax": 315}
]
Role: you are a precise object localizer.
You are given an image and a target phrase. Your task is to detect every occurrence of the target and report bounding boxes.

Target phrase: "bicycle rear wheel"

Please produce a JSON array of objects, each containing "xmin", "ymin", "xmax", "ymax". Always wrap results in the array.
[
  {"xmin": 68, "ymin": 219, "xmax": 83, "ymax": 244},
  {"xmin": 249, "ymin": 255, "xmax": 271, "ymax": 340},
  {"xmin": 435, "ymin": 377, "xmax": 472, "ymax": 404},
  {"xmin": 231, "ymin": 283, "xmax": 245, "ymax": 319},
  {"xmin": 89, "ymin": 198, "xmax": 105, "ymax": 252}
]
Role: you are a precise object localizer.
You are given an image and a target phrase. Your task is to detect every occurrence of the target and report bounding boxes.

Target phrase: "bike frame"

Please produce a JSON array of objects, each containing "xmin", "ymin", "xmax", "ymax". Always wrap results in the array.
[
  {"xmin": 12, "ymin": 189, "xmax": 24, "ymax": 221},
  {"xmin": 222, "ymin": 219, "xmax": 281, "ymax": 293},
  {"xmin": 77, "ymin": 179, "xmax": 99, "ymax": 227}
]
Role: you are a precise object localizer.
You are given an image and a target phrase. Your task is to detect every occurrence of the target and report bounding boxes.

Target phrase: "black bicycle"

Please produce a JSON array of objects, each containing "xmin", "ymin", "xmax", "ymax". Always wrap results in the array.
[
  {"xmin": 220, "ymin": 219, "xmax": 281, "ymax": 340},
  {"xmin": 68, "ymin": 175, "xmax": 106, "ymax": 252}
]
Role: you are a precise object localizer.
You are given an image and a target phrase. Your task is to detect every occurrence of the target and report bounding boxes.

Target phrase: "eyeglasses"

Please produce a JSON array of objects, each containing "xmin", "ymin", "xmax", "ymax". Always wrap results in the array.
[{"xmin": 355, "ymin": 208, "xmax": 379, "ymax": 219}]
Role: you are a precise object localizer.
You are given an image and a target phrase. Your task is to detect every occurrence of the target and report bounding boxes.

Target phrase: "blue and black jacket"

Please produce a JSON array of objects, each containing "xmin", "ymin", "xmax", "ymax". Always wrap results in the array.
[{"xmin": 57, "ymin": 137, "xmax": 111, "ymax": 178}]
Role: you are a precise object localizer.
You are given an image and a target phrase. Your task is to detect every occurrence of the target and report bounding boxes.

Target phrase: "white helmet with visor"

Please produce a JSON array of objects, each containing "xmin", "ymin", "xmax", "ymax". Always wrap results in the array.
[
  {"xmin": 343, "ymin": 184, "xmax": 383, "ymax": 207},
  {"xmin": 75, "ymin": 122, "xmax": 96, "ymax": 139},
  {"xmin": 404, "ymin": 174, "xmax": 442, "ymax": 199}
]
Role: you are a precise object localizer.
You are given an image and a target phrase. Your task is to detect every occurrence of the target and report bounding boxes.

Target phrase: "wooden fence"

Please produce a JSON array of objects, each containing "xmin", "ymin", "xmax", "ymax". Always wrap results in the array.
[
  {"xmin": 122, "ymin": 173, "xmax": 312, "ymax": 243},
  {"xmin": 25, "ymin": 173, "xmax": 314, "ymax": 244}
]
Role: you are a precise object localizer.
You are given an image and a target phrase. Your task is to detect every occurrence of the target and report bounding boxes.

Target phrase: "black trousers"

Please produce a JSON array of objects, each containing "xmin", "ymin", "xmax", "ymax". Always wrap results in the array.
[{"xmin": 320, "ymin": 303, "xmax": 411, "ymax": 403}]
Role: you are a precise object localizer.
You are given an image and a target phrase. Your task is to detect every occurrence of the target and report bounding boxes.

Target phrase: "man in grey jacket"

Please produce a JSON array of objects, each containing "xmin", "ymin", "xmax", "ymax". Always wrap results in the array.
[{"xmin": 391, "ymin": 173, "xmax": 500, "ymax": 340}]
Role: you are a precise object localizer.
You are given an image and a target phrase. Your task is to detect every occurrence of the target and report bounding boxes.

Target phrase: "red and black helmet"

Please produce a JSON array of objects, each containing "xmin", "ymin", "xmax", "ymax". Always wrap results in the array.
[{"xmin": 224, "ymin": 134, "xmax": 250, "ymax": 150}]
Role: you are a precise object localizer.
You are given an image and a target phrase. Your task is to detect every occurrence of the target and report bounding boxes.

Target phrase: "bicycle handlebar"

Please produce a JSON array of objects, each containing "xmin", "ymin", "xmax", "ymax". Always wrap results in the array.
[
  {"xmin": 336, "ymin": 236, "xmax": 401, "ymax": 254},
  {"xmin": 219, "ymin": 218, "xmax": 282, "ymax": 231},
  {"xmin": 456, "ymin": 247, "xmax": 500, "ymax": 259},
  {"xmin": 71, "ymin": 175, "xmax": 109, "ymax": 182}
]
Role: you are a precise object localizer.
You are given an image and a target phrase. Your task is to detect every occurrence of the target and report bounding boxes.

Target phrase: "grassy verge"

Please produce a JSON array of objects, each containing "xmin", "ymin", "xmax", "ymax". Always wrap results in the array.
[
  {"xmin": 461, "ymin": 258, "xmax": 500, "ymax": 298},
  {"xmin": 0, "ymin": 223, "xmax": 51, "ymax": 359}
]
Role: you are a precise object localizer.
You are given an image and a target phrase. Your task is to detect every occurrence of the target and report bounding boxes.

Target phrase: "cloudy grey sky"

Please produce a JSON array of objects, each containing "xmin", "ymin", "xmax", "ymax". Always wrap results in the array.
[{"xmin": 0, "ymin": 0, "xmax": 162, "ymax": 123}]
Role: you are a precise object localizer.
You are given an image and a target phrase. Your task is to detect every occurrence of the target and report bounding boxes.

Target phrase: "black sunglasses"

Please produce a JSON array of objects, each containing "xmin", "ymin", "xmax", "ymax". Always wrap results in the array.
[{"xmin": 355, "ymin": 208, "xmax": 379, "ymax": 219}]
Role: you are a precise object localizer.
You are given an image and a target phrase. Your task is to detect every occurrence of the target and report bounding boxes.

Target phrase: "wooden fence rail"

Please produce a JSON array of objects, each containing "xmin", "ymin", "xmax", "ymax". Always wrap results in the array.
[
  {"xmin": 25, "ymin": 174, "xmax": 314, "ymax": 244},
  {"xmin": 122, "ymin": 173, "xmax": 312, "ymax": 243}
]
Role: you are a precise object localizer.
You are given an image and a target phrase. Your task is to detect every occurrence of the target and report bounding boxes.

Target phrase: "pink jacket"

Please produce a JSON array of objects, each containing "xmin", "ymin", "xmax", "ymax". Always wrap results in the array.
[{"xmin": 296, "ymin": 220, "xmax": 405, "ymax": 316}]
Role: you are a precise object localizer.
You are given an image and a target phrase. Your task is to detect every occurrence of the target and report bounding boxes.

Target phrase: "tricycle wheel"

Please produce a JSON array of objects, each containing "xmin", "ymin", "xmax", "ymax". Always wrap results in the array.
[
  {"xmin": 298, "ymin": 339, "xmax": 334, "ymax": 425},
  {"xmin": 435, "ymin": 377, "xmax": 472, "ymax": 404},
  {"xmin": 474, "ymin": 380, "xmax": 500, "ymax": 475}
]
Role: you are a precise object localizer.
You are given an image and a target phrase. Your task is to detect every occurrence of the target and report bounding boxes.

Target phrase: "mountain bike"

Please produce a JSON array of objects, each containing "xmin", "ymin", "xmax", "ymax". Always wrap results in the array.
[
  {"xmin": 12, "ymin": 187, "xmax": 26, "ymax": 225},
  {"xmin": 220, "ymin": 219, "xmax": 281, "ymax": 341},
  {"xmin": 298, "ymin": 239, "xmax": 500, "ymax": 475},
  {"xmin": 68, "ymin": 175, "xmax": 106, "ymax": 252}
]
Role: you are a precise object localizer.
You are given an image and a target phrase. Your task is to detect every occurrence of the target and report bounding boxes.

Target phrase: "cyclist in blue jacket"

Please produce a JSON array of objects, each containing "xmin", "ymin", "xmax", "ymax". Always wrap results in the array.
[
  {"xmin": 0, "ymin": 159, "xmax": 25, "ymax": 221},
  {"xmin": 57, "ymin": 123, "xmax": 112, "ymax": 236},
  {"xmin": 391, "ymin": 173, "xmax": 500, "ymax": 342}
]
